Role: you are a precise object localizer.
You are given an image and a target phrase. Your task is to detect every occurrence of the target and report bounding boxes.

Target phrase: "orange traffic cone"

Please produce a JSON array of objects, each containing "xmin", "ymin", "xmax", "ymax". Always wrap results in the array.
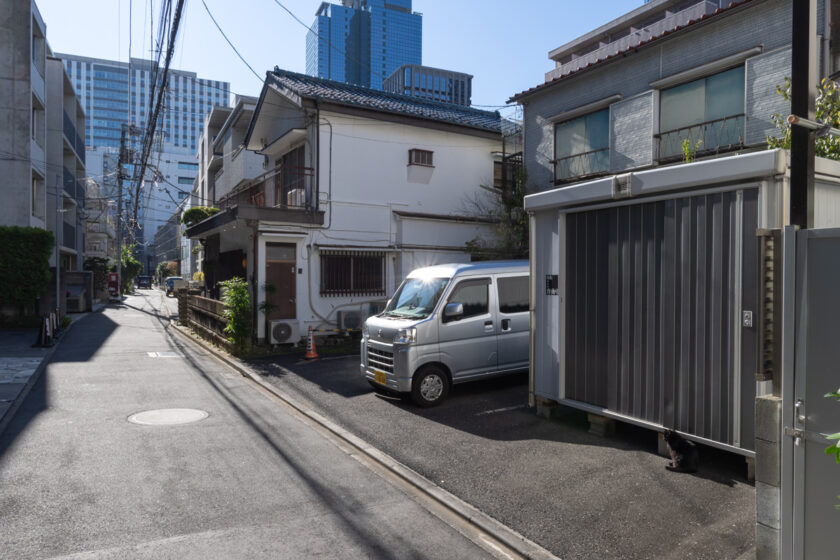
[{"xmin": 304, "ymin": 326, "xmax": 319, "ymax": 359}]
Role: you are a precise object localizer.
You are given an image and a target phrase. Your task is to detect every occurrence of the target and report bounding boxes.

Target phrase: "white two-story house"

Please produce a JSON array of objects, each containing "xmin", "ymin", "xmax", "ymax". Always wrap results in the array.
[{"xmin": 186, "ymin": 68, "xmax": 503, "ymax": 344}]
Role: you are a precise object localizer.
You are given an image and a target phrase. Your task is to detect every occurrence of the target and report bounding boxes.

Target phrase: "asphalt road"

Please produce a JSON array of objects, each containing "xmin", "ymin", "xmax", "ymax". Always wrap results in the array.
[
  {"xmin": 249, "ymin": 343, "xmax": 757, "ymax": 559},
  {"xmin": 0, "ymin": 291, "xmax": 492, "ymax": 559}
]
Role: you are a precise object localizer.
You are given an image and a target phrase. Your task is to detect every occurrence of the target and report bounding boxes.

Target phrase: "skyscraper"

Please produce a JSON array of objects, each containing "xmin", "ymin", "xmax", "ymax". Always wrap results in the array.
[
  {"xmin": 57, "ymin": 53, "xmax": 230, "ymax": 272},
  {"xmin": 306, "ymin": 0, "xmax": 421, "ymax": 90},
  {"xmin": 383, "ymin": 64, "xmax": 473, "ymax": 106},
  {"xmin": 56, "ymin": 54, "xmax": 230, "ymax": 151}
]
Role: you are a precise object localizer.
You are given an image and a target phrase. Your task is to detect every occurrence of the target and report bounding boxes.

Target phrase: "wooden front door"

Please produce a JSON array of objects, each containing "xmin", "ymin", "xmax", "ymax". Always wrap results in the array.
[{"xmin": 265, "ymin": 243, "xmax": 296, "ymax": 319}]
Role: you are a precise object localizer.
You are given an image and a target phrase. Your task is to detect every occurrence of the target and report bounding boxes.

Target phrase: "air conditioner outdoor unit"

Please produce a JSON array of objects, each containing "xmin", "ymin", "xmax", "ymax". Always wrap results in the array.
[
  {"xmin": 337, "ymin": 310, "xmax": 363, "ymax": 331},
  {"xmin": 269, "ymin": 320, "xmax": 301, "ymax": 344},
  {"xmin": 286, "ymin": 188, "xmax": 305, "ymax": 207}
]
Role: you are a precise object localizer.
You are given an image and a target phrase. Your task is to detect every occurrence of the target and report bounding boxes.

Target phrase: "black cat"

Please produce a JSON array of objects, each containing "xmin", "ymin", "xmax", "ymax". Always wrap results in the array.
[{"xmin": 663, "ymin": 430, "xmax": 699, "ymax": 473}]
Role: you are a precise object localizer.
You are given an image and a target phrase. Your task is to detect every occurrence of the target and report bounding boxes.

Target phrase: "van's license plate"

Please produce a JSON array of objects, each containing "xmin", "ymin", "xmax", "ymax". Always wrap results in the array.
[{"xmin": 374, "ymin": 370, "xmax": 386, "ymax": 385}]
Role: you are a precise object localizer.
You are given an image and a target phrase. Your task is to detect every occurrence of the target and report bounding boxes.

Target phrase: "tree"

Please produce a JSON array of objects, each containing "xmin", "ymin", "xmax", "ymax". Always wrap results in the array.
[
  {"xmin": 120, "ymin": 244, "xmax": 142, "ymax": 293},
  {"xmin": 84, "ymin": 257, "xmax": 110, "ymax": 295},
  {"xmin": 767, "ymin": 77, "xmax": 840, "ymax": 160},
  {"xmin": 465, "ymin": 163, "xmax": 528, "ymax": 261},
  {"xmin": 155, "ymin": 260, "xmax": 177, "ymax": 283}
]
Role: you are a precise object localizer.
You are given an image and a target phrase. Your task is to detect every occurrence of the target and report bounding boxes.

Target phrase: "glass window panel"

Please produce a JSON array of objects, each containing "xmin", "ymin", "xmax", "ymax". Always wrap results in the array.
[
  {"xmin": 661, "ymin": 79, "xmax": 705, "ymax": 131},
  {"xmin": 554, "ymin": 108, "xmax": 609, "ymax": 180},
  {"xmin": 497, "ymin": 276, "xmax": 528, "ymax": 314},
  {"xmin": 586, "ymin": 109, "xmax": 610, "ymax": 151},
  {"xmin": 554, "ymin": 117, "xmax": 586, "ymax": 160},
  {"xmin": 705, "ymin": 66, "xmax": 745, "ymax": 121},
  {"xmin": 447, "ymin": 280, "xmax": 489, "ymax": 319},
  {"xmin": 267, "ymin": 244, "xmax": 295, "ymax": 261}
]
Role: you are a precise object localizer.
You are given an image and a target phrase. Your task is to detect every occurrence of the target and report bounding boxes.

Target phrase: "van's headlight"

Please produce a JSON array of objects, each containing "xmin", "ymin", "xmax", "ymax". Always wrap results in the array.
[
  {"xmin": 362, "ymin": 323, "xmax": 369, "ymax": 339},
  {"xmin": 394, "ymin": 327, "xmax": 416, "ymax": 344}
]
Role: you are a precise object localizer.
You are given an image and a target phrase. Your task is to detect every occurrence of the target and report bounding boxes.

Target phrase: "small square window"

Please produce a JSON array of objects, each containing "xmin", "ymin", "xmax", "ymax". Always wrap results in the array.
[{"xmin": 408, "ymin": 149, "xmax": 433, "ymax": 167}]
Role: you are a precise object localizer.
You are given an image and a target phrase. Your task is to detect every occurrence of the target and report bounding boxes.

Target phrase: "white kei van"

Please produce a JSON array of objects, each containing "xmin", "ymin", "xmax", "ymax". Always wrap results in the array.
[{"xmin": 360, "ymin": 260, "xmax": 529, "ymax": 407}]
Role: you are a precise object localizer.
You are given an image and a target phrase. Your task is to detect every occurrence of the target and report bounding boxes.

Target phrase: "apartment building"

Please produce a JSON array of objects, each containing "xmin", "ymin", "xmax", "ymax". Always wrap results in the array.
[
  {"xmin": 0, "ymin": 0, "xmax": 86, "ymax": 269},
  {"xmin": 383, "ymin": 64, "xmax": 473, "ymax": 106},
  {"xmin": 57, "ymin": 53, "xmax": 229, "ymax": 271},
  {"xmin": 56, "ymin": 54, "xmax": 230, "ymax": 151},
  {"xmin": 0, "ymin": 0, "xmax": 50, "ymax": 231}
]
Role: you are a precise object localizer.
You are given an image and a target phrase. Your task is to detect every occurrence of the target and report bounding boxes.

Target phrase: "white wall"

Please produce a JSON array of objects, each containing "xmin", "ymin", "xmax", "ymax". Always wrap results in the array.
[
  {"xmin": 320, "ymin": 111, "xmax": 498, "ymax": 238},
  {"xmin": 253, "ymin": 109, "xmax": 502, "ymax": 340}
]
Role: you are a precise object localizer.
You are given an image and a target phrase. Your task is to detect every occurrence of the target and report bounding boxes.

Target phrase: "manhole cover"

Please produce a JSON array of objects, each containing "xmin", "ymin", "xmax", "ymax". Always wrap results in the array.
[{"xmin": 128, "ymin": 408, "xmax": 208, "ymax": 426}]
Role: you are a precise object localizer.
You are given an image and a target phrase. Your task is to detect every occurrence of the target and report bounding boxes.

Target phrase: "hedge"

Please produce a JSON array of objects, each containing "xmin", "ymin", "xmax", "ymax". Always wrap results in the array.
[{"xmin": 0, "ymin": 226, "xmax": 54, "ymax": 306}]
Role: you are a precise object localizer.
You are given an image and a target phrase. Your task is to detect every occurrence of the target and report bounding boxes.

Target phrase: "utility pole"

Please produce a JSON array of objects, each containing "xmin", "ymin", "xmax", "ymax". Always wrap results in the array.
[
  {"xmin": 117, "ymin": 124, "xmax": 127, "ymax": 297},
  {"xmin": 789, "ymin": 0, "xmax": 816, "ymax": 229},
  {"xmin": 54, "ymin": 175, "xmax": 61, "ymax": 316}
]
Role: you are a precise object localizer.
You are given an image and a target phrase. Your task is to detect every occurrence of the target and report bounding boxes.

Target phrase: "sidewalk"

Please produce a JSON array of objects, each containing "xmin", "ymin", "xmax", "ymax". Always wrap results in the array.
[{"xmin": 0, "ymin": 303, "xmax": 104, "ymax": 436}]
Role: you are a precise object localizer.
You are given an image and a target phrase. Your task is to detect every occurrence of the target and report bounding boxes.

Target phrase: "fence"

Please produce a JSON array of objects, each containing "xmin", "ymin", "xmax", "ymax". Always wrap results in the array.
[{"xmin": 178, "ymin": 289, "xmax": 230, "ymax": 350}]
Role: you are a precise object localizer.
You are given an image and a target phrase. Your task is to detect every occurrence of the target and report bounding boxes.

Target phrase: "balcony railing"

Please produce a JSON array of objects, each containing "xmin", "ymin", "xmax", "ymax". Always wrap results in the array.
[
  {"xmin": 656, "ymin": 114, "xmax": 745, "ymax": 163},
  {"xmin": 63, "ymin": 111, "xmax": 86, "ymax": 165},
  {"xmin": 63, "ymin": 222, "xmax": 75, "ymax": 248},
  {"xmin": 219, "ymin": 165, "xmax": 314, "ymax": 211},
  {"xmin": 553, "ymin": 148, "xmax": 610, "ymax": 183}
]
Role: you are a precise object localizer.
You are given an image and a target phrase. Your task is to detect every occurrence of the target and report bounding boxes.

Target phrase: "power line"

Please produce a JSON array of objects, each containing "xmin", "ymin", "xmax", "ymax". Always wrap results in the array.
[
  {"xmin": 131, "ymin": 0, "xmax": 186, "ymax": 231},
  {"xmin": 200, "ymin": 0, "xmax": 262, "ymax": 82}
]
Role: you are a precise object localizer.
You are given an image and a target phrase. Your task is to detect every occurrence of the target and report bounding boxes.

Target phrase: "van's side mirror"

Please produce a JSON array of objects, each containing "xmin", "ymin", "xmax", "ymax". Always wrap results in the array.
[{"xmin": 443, "ymin": 302, "xmax": 464, "ymax": 323}]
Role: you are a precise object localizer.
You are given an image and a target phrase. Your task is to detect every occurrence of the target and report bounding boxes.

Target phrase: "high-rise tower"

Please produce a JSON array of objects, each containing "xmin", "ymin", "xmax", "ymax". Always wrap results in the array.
[{"xmin": 306, "ymin": 0, "xmax": 421, "ymax": 90}]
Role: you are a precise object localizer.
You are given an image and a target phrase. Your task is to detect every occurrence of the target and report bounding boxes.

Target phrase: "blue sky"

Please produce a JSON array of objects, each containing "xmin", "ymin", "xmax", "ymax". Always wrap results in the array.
[{"xmin": 35, "ymin": 0, "xmax": 642, "ymax": 114}]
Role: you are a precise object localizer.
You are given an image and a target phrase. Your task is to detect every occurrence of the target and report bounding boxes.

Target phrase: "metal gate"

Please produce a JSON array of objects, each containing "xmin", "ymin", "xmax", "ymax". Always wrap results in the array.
[{"xmin": 781, "ymin": 227, "xmax": 840, "ymax": 558}]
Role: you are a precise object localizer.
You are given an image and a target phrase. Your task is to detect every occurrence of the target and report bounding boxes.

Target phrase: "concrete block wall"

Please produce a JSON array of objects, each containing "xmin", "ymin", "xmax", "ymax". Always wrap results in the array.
[
  {"xmin": 755, "ymin": 395, "xmax": 781, "ymax": 560},
  {"xmin": 520, "ymin": 0, "xmax": 795, "ymax": 192}
]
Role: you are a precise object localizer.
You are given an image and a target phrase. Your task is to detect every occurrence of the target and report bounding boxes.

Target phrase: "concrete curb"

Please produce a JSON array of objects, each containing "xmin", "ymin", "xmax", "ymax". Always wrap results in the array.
[
  {"xmin": 0, "ymin": 307, "xmax": 101, "ymax": 439},
  {"xmin": 167, "ymin": 322, "xmax": 559, "ymax": 560}
]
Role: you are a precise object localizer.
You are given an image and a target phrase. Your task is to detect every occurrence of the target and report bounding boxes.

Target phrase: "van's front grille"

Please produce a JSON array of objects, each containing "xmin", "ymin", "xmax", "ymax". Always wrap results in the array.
[{"xmin": 367, "ymin": 344, "xmax": 394, "ymax": 373}]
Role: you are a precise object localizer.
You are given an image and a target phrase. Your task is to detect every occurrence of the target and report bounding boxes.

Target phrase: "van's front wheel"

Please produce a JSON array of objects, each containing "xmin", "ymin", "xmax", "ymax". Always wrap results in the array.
[{"xmin": 411, "ymin": 365, "xmax": 449, "ymax": 407}]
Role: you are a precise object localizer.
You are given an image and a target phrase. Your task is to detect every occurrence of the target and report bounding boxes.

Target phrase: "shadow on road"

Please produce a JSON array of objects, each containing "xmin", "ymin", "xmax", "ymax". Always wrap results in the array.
[
  {"xmin": 253, "ymin": 353, "xmax": 750, "ymax": 488},
  {"xmin": 0, "ymin": 311, "xmax": 118, "ymax": 459},
  {"xmin": 167, "ymin": 334, "xmax": 433, "ymax": 558}
]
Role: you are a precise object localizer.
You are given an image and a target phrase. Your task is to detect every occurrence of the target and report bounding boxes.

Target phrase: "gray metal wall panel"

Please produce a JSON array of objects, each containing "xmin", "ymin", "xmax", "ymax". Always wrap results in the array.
[
  {"xmin": 565, "ymin": 190, "xmax": 758, "ymax": 448},
  {"xmin": 533, "ymin": 211, "xmax": 560, "ymax": 400}
]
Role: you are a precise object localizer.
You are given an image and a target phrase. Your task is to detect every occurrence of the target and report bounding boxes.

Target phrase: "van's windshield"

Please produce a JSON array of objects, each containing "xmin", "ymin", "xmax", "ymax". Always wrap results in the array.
[{"xmin": 382, "ymin": 277, "xmax": 449, "ymax": 319}]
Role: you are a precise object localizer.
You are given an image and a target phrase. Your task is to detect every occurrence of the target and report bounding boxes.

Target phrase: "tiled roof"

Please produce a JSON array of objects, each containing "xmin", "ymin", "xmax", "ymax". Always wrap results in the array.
[
  {"xmin": 508, "ymin": 0, "xmax": 755, "ymax": 103},
  {"xmin": 268, "ymin": 68, "xmax": 502, "ymax": 134}
]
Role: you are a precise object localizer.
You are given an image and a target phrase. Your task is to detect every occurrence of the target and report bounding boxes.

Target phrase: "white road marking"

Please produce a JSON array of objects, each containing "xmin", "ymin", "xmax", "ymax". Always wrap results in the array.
[
  {"xmin": 475, "ymin": 404, "xmax": 526, "ymax": 416},
  {"xmin": 146, "ymin": 351, "xmax": 185, "ymax": 358}
]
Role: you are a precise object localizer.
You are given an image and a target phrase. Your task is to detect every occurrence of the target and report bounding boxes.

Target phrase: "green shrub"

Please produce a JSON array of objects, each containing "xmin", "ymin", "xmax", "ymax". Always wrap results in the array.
[
  {"xmin": 182, "ymin": 207, "xmax": 220, "ymax": 228},
  {"xmin": 0, "ymin": 226, "xmax": 54, "ymax": 308},
  {"xmin": 220, "ymin": 277, "xmax": 251, "ymax": 355}
]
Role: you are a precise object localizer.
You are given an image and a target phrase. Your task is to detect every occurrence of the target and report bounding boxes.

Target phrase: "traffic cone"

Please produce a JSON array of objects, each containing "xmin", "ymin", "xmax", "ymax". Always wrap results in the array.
[{"xmin": 304, "ymin": 326, "xmax": 319, "ymax": 360}]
